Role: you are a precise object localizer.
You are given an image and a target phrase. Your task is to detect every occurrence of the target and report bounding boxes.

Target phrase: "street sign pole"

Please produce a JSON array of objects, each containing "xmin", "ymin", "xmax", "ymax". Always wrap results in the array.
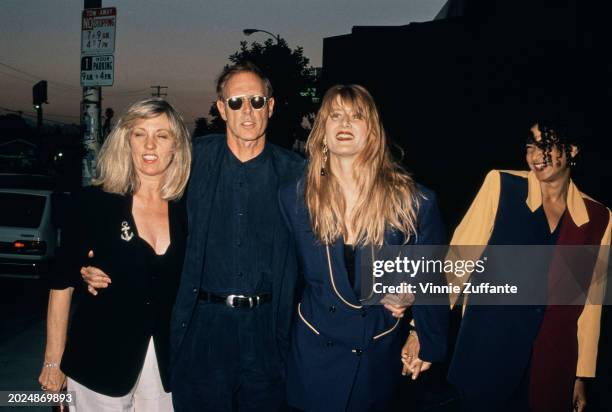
[
  {"xmin": 81, "ymin": 87, "xmax": 100, "ymax": 186},
  {"xmin": 80, "ymin": 1, "xmax": 116, "ymax": 186},
  {"xmin": 81, "ymin": 0, "xmax": 102, "ymax": 186}
]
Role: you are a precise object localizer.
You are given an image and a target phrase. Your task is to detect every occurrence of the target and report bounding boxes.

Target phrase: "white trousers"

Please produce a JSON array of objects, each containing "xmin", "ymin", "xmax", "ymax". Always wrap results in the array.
[{"xmin": 67, "ymin": 338, "xmax": 173, "ymax": 412}]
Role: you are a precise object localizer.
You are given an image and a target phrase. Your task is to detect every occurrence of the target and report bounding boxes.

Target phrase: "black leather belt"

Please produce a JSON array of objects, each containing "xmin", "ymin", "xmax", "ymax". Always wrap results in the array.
[{"xmin": 198, "ymin": 290, "xmax": 271, "ymax": 308}]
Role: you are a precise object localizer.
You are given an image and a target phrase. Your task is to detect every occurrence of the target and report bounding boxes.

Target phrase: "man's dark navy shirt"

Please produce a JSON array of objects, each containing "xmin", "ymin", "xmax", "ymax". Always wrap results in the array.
[
  {"xmin": 201, "ymin": 143, "xmax": 277, "ymax": 295},
  {"xmin": 170, "ymin": 134, "xmax": 305, "ymax": 397}
]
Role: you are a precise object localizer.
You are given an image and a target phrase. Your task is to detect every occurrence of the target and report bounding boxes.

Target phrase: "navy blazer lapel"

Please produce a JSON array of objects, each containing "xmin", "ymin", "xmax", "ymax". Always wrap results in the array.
[
  {"xmin": 327, "ymin": 239, "xmax": 362, "ymax": 308},
  {"xmin": 328, "ymin": 233, "xmax": 400, "ymax": 307}
]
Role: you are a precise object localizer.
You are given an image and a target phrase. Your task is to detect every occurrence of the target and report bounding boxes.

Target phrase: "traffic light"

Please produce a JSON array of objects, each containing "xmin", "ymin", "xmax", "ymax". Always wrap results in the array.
[{"xmin": 33, "ymin": 80, "xmax": 48, "ymax": 107}]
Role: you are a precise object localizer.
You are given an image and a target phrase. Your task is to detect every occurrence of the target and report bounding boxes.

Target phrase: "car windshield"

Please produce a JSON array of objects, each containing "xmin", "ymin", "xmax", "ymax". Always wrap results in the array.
[{"xmin": 0, "ymin": 193, "xmax": 46, "ymax": 228}]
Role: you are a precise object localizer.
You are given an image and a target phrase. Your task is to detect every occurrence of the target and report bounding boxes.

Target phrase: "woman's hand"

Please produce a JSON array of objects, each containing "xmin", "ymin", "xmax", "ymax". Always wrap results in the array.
[
  {"xmin": 401, "ymin": 332, "xmax": 431, "ymax": 380},
  {"xmin": 80, "ymin": 250, "xmax": 112, "ymax": 296},
  {"xmin": 381, "ymin": 293, "xmax": 415, "ymax": 318},
  {"xmin": 81, "ymin": 266, "xmax": 112, "ymax": 296},
  {"xmin": 38, "ymin": 363, "xmax": 66, "ymax": 392},
  {"xmin": 573, "ymin": 378, "xmax": 586, "ymax": 412},
  {"xmin": 41, "ymin": 289, "xmax": 72, "ymax": 395}
]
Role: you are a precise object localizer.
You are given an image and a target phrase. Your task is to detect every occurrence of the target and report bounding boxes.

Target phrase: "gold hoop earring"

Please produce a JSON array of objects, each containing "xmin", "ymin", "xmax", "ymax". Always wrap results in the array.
[{"xmin": 321, "ymin": 142, "xmax": 328, "ymax": 176}]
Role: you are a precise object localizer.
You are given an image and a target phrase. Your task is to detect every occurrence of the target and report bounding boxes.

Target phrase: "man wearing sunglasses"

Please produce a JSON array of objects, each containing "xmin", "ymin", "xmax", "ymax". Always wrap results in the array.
[{"xmin": 170, "ymin": 62, "xmax": 305, "ymax": 412}]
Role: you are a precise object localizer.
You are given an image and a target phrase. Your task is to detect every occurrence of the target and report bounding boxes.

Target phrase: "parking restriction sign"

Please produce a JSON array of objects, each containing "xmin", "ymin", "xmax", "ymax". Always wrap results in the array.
[
  {"xmin": 81, "ymin": 55, "xmax": 114, "ymax": 86},
  {"xmin": 81, "ymin": 7, "xmax": 116, "ymax": 55}
]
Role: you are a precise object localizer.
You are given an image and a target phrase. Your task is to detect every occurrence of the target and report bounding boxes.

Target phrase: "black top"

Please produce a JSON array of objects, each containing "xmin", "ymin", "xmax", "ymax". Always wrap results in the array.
[
  {"xmin": 343, "ymin": 244, "xmax": 356, "ymax": 289},
  {"xmin": 201, "ymin": 143, "xmax": 277, "ymax": 295},
  {"xmin": 51, "ymin": 187, "xmax": 186, "ymax": 396}
]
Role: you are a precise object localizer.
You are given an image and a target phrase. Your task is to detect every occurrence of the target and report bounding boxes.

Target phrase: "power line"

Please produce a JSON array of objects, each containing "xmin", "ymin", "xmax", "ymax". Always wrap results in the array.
[
  {"xmin": 0, "ymin": 60, "xmax": 81, "ymax": 93},
  {"xmin": 0, "ymin": 62, "xmax": 39, "ymax": 81},
  {"xmin": 105, "ymin": 88, "xmax": 149, "ymax": 97},
  {"xmin": 0, "ymin": 70, "xmax": 36, "ymax": 84},
  {"xmin": 0, "ymin": 61, "xmax": 81, "ymax": 92},
  {"xmin": 43, "ymin": 112, "xmax": 80, "ymax": 119},
  {"xmin": 0, "ymin": 105, "xmax": 79, "ymax": 125},
  {"xmin": 0, "ymin": 61, "xmax": 184, "ymax": 100},
  {"xmin": 0, "ymin": 61, "xmax": 76, "ymax": 88},
  {"xmin": 0, "ymin": 69, "xmax": 147, "ymax": 98},
  {"xmin": 0, "ymin": 70, "xmax": 79, "ymax": 96},
  {"xmin": 0, "ymin": 106, "xmax": 24, "ymax": 115},
  {"xmin": 1, "ymin": 111, "xmax": 75, "ymax": 126},
  {"xmin": 21, "ymin": 114, "xmax": 75, "ymax": 126}
]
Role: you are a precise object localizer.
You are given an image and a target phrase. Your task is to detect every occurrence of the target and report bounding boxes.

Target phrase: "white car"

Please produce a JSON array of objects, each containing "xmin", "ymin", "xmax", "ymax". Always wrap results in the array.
[{"xmin": 0, "ymin": 176, "xmax": 61, "ymax": 279}]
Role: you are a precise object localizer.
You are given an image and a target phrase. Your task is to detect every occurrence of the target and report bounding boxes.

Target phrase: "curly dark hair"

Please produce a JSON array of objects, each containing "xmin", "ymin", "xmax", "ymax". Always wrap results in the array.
[{"xmin": 526, "ymin": 119, "xmax": 580, "ymax": 167}]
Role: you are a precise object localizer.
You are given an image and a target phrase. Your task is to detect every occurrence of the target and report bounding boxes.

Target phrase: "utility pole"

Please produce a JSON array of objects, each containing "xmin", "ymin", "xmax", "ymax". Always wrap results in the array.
[
  {"xmin": 81, "ymin": 0, "xmax": 102, "ymax": 186},
  {"xmin": 151, "ymin": 86, "xmax": 168, "ymax": 98}
]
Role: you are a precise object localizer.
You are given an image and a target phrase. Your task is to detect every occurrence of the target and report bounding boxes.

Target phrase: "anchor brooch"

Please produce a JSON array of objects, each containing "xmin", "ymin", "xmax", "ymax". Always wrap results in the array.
[{"xmin": 120, "ymin": 221, "xmax": 134, "ymax": 242}]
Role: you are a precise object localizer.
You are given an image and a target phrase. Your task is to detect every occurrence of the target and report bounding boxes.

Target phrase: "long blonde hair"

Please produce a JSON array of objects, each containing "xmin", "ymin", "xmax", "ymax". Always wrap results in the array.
[
  {"xmin": 305, "ymin": 85, "xmax": 419, "ymax": 245},
  {"xmin": 93, "ymin": 98, "xmax": 192, "ymax": 200}
]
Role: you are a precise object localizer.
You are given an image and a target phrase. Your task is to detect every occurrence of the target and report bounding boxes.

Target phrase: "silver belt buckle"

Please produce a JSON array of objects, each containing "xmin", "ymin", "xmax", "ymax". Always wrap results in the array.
[{"xmin": 226, "ymin": 294, "xmax": 246, "ymax": 308}]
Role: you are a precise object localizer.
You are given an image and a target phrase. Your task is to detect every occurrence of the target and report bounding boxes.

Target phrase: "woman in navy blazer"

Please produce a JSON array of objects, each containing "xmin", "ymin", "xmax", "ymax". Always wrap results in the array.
[{"xmin": 279, "ymin": 85, "xmax": 449, "ymax": 412}]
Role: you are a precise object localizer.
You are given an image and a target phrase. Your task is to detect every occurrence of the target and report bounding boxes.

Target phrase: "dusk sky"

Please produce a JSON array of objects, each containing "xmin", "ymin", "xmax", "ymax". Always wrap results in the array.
[{"xmin": 0, "ymin": 0, "xmax": 446, "ymax": 130}]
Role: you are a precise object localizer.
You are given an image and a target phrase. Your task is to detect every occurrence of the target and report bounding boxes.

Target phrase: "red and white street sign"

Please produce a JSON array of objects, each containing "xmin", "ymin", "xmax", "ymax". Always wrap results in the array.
[{"xmin": 81, "ymin": 7, "xmax": 116, "ymax": 55}]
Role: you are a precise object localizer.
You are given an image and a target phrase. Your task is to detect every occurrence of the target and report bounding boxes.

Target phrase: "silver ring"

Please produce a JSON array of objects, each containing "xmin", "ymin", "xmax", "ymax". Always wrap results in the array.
[{"xmin": 41, "ymin": 385, "xmax": 47, "ymax": 391}]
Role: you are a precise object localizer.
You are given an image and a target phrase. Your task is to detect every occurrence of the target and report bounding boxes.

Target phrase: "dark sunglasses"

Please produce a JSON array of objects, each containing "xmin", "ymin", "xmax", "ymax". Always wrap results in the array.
[{"xmin": 225, "ymin": 94, "xmax": 268, "ymax": 111}]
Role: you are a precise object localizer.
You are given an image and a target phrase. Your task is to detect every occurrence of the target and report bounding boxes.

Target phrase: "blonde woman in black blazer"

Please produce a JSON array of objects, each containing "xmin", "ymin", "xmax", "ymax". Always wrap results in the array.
[{"xmin": 38, "ymin": 98, "xmax": 191, "ymax": 411}]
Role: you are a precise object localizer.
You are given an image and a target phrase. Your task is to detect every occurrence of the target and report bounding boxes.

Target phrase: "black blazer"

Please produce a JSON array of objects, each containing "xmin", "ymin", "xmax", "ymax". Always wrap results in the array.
[
  {"xmin": 170, "ymin": 134, "xmax": 305, "ymax": 370},
  {"xmin": 51, "ymin": 187, "xmax": 186, "ymax": 396}
]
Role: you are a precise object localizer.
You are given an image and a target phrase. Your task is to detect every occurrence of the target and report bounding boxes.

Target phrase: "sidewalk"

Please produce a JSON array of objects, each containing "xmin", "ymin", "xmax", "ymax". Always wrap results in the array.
[{"xmin": 0, "ymin": 320, "xmax": 49, "ymax": 412}]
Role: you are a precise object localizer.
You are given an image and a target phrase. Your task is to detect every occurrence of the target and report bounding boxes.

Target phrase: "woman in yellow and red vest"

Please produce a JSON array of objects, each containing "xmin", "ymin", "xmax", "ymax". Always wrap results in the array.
[{"xmin": 447, "ymin": 120, "xmax": 610, "ymax": 412}]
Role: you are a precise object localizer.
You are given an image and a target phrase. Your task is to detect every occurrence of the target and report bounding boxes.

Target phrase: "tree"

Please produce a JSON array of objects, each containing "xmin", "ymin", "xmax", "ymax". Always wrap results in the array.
[
  {"xmin": 193, "ymin": 117, "xmax": 211, "ymax": 137},
  {"xmin": 0, "ymin": 114, "xmax": 33, "ymax": 143},
  {"xmin": 208, "ymin": 38, "xmax": 318, "ymax": 149}
]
